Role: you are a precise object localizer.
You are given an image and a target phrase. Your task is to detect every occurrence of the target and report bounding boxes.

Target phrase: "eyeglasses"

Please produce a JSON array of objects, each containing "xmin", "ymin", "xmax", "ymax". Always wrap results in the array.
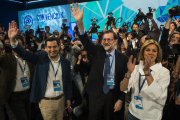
[{"xmin": 102, "ymin": 38, "xmax": 114, "ymax": 42}]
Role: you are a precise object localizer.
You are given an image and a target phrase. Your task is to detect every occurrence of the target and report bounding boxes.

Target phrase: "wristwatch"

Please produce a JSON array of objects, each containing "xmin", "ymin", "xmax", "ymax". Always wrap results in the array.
[
  {"xmin": 125, "ymin": 73, "xmax": 130, "ymax": 79},
  {"xmin": 142, "ymin": 72, "xmax": 151, "ymax": 76}
]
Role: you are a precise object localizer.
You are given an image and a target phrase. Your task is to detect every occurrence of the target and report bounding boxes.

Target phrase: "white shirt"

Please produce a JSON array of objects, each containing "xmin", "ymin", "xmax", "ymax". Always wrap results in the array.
[
  {"xmin": 132, "ymin": 39, "xmax": 138, "ymax": 49},
  {"xmin": 44, "ymin": 56, "xmax": 64, "ymax": 97},
  {"xmin": 124, "ymin": 61, "xmax": 170, "ymax": 120},
  {"xmin": 14, "ymin": 55, "xmax": 30, "ymax": 92}
]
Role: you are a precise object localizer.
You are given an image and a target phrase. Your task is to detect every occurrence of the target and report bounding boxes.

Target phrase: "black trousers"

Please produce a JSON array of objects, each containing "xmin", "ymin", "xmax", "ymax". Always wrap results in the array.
[
  {"xmin": 89, "ymin": 90, "xmax": 124, "ymax": 120},
  {"xmin": 8, "ymin": 90, "xmax": 31, "ymax": 120}
]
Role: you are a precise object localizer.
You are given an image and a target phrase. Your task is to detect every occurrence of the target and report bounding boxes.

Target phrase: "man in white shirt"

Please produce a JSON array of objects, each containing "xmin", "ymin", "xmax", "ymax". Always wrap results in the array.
[{"xmin": 8, "ymin": 20, "xmax": 72, "ymax": 120}]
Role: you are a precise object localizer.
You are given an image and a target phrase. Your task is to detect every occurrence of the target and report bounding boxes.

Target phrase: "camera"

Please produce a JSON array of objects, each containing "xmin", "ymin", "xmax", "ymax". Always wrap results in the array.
[
  {"xmin": 169, "ymin": 5, "xmax": 180, "ymax": 16},
  {"xmin": 145, "ymin": 35, "xmax": 153, "ymax": 40},
  {"xmin": 81, "ymin": 54, "xmax": 86, "ymax": 59},
  {"xmin": 147, "ymin": 7, "xmax": 156, "ymax": 18},
  {"xmin": 131, "ymin": 30, "xmax": 138, "ymax": 39},
  {"xmin": 119, "ymin": 27, "xmax": 127, "ymax": 33},
  {"xmin": 107, "ymin": 12, "xmax": 115, "ymax": 27},
  {"xmin": 61, "ymin": 19, "xmax": 70, "ymax": 31},
  {"xmin": 135, "ymin": 9, "xmax": 145, "ymax": 21},
  {"xmin": 167, "ymin": 44, "xmax": 180, "ymax": 63},
  {"xmin": 90, "ymin": 17, "xmax": 100, "ymax": 33},
  {"xmin": 36, "ymin": 26, "xmax": 44, "ymax": 35}
]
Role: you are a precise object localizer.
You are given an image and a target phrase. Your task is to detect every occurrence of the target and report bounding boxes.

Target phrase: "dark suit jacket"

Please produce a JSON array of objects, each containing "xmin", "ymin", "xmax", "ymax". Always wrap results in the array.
[
  {"xmin": 137, "ymin": 31, "xmax": 144, "ymax": 43},
  {"xmin": 0, "ymin": 53, "xmax": 35, "ymax": 106},
  {"xmin": 12, "ymin": 43, "xmax": 72, "ymax": 103},
  {"xmin": 78, "ymin": 33, "xmax": 128, "ymax": 101}
]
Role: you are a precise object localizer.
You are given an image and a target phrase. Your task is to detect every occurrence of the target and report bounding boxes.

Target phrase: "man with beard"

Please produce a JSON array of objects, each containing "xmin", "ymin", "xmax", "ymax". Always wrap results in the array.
[{"xmin": 71, "ymin": 3, "xmax": 128, "ymax": 120}]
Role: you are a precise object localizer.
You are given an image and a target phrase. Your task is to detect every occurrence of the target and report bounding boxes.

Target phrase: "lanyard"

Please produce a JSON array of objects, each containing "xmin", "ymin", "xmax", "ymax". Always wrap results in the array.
[
  {"xmin": 50, "ymin": 59, "xmax": 61, "ymax": 79},
  {"xmin": 139, "ymin": 69, "xmax": 152, "ymax": 93},
  {"xmin": 106, "ymin": 51, "xmax": 115, "ymax": 72},
  {"xmin": 17, "ymin": 60, "xmax": 26, "ymax": 75},
  {"xmin": 151, "ymin": 32, "xmax": 154, "ymax": 37}
]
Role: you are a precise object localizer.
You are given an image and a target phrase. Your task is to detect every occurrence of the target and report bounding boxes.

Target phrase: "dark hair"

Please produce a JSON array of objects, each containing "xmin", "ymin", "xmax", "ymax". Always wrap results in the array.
[
  {"xmin": 16, "ymin": 36, "xmax": 25, "ymax": 46},
  {"xmin": 171, "ymin": 22, "xmax": 177, "ymax": 29},
  {"xmin": 73, "ymin": 38, "xmax": 79, "ymax": 42},
  {"xmin": 45, "ymin": 37, "xmax": 59, "ymax": 46},
  {"xmin": 123, "ymin": 25, "xmax": 128, "ymax": 28},
  {"xmin": 132, "ymin": 23, "xmax": 139, "ymax": 28},
  {"xmin": 103, "ymin": 30, "xmax": 118, "ymax": 39},
  {"xmin": 45, "ymin": 26, "xmax": 50, "ymax": 30},
  {"xmin": 41, "ymin": 44, "xmax": 45, "ymax": 49},
  {"xmin": 81, "ymin": 49, "xmax": 87, "ymax": 52}
]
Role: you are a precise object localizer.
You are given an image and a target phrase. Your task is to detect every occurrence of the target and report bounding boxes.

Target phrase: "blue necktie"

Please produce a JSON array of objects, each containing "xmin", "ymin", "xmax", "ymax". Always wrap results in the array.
[{"xmin": 103, "ymin": 54, "xmax": 111, "ymax": 94}]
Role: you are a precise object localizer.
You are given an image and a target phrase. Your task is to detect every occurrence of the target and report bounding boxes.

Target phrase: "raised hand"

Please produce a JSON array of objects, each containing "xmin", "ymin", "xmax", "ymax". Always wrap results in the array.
[
  {"xmin": 8, "ymin": 20, "xmax": 19, "ymax": 41},
  {"xmin": 127, "ymin": 55, "xmax": 136, "ymax": 73},
  {"xmin": 143, "ymin": 55, "xmax": 151, "ymax": 72},
  {"xmin": 70, "ymin": 2, "xmax": 84, "ymax": 24}
]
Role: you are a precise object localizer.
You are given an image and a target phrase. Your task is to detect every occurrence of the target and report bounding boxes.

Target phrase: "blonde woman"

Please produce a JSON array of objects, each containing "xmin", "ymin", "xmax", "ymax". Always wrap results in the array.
[{"xmin": 120, "ymin": 40, "xmax": 170, "ymax": 120}]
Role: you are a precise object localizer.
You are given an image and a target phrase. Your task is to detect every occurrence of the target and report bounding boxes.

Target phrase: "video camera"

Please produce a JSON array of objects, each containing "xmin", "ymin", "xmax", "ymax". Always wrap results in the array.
[
  {"xmin": 135, "ymin": 9, "xmax": 145, "ymax": 21},
  {"xmin": 147, "ymin": 7, "xmax": 156, "ymax": 18},
  {"xmin": 61, "ymin": 19, "xmax": 70, "ymax": 31},
  {"xmin": 107, "ymin": 12, "xmax": 115, "ymax": 27},
  {"xmin": 36, "ymin": 26, "xmax": 44, "ymax": 37},
  {"xmin": 90, "ymin": 17, "xmax": 100, "ymax": 33},
  {"xmin": 169, "ymin": 5, "xmax": 180, "ymax": 16}
]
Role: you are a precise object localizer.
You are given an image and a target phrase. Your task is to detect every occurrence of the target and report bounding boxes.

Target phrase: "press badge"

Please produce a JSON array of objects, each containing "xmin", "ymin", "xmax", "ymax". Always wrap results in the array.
[
  {"xmin": 107, "ymin": 74, "xmax": 114, "ymax": 85},
  {"xmin": 21, "ymin": 77, "xmax": 29, "ymax": 87},
  {"xmin": 134, "ymin": 96, "xmax": 143, "ymax": 109},
  {"xmin": 53, "ymin": 80, "xmax": 61, "ymax": 91}
]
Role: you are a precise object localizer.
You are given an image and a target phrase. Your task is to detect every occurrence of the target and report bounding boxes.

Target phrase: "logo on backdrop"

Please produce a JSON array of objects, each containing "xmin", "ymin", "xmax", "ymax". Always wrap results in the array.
[{"xmin": 24, "ymin": 15, "xmax": 33, "ymax": 27}]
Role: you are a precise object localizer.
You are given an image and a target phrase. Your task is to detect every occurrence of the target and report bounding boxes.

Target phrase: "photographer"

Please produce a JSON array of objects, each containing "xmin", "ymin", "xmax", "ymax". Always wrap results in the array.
[
  {"xmin": 159, "ymin": 9, "xmax": 180, "ymax": 63},
  {"xmin": 65, "ymin": 38, "xmax": 84, "ymax": 111},
  {"xmin": 126, "ymin": 32, "xmax": 139, "ymax": 59},
  {"xmin": 119, "ymin": 32, "xmax": 128, "ymax": 49},
  {"xmin": 74, "ymin": 49, "xmax": 92, "ymax": 85},
  {"xmin": 40, "ymin": 31, "xmax": 47, "ymax": 42},
  {"xmin": 59, "ymin": 26, "xmax": 72, "ymax": 40},
  {"xmin": 144, "ymin": 15, "xmax": 160, "ymax": 41},
  {"xmin": 132, "ymin": 23, "xmax": 144, "ymax": 42},
  {"xmin": 45, "ymin": 26, "xmax": 51, "ymax": 38},
  {"xmin": 169, "ymin": 22, "xmax": 177, "ymax": 35}
]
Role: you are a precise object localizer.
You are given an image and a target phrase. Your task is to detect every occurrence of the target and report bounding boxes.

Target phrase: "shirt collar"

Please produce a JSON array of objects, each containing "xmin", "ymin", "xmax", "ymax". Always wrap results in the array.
[
  {"xmin": 48, "ymin": 55, "xmax": 60, "ymax": 63},
  {"xmin": 139, "ymin": 60, "xmax": 162, "ymax": 74},
  {"xmin": 106, "ymin": 49, "xmax": 115, "ymax": 57}
]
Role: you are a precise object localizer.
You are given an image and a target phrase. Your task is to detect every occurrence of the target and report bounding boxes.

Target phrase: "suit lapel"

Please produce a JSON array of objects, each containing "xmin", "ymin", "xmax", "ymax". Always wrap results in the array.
[
  {"xmin": 60, "ymin": 57, "xmax": 65, "ymax": 85},
  {"xmin": 114, "ymin": 50, "xmax": 120, "ymax": 84}
]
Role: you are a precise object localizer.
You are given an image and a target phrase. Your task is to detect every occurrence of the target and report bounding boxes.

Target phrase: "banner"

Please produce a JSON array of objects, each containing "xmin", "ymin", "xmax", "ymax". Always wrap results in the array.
[{"xmin": 18, "ymin": 4, "xmax": 71, "ymax": 34}]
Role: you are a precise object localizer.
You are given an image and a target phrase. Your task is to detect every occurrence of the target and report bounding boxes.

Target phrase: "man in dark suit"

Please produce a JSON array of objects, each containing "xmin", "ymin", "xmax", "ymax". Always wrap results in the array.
[
  {"xmin": 0, "ymin": 37, "xmax": 35, "ymax": 120},
  {"xmin": 8, "ymin": 20, "xmax": 72, "ymax": 120},
  {"xmin": 71, "ymin": 3, "xmax": 128, "ymax": 120}
]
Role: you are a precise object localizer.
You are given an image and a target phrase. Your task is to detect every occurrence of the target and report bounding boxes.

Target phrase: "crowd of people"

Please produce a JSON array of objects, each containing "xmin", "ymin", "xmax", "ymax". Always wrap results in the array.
[{"xmin": 0, "ymin": 2, "xmax": 180, "ymax": 120}]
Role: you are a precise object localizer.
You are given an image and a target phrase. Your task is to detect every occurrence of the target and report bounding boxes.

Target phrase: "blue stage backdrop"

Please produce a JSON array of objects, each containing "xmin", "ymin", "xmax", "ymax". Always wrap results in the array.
[{"xmin": 18, "ymin": 4, "xmax": 71, "ymax": 35}]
